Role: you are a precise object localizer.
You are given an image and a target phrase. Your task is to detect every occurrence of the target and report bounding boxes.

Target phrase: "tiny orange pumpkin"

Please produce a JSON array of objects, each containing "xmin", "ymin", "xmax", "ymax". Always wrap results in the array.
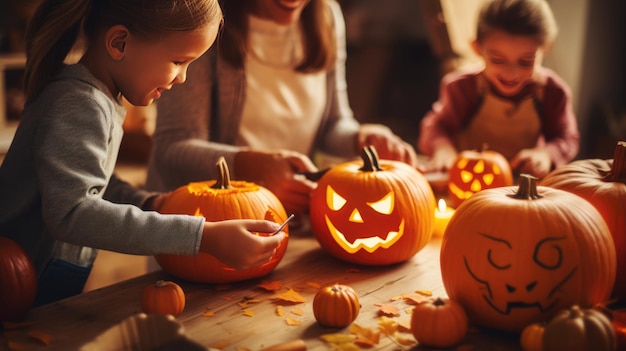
[
  {"xmin": 313, "ymin": 284, "xmax": 360, "ymax": 328},
  {"xmin": 410, "ymin": 297, "xmax": 468, "ymax": 348},
  {"xmin": 520, "ymin": 322, "xmax": 546, "ymax": 351},
  {"xmin": 141, "ymin": 280, "xmax": 186, "ymax": 317}
]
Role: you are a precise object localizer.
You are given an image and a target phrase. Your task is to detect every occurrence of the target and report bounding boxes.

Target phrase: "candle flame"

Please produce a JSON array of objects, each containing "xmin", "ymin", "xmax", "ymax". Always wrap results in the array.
[{"xmin": 438, "ymin": 199, "xmax": 447, "ymax": 212}]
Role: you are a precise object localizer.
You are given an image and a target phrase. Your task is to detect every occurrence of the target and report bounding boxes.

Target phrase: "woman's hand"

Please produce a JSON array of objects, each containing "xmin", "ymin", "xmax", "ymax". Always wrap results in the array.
[
  {"xmin": 510, "ymin": 148, "xmax": 552, "ymax": 178},
  {"xmin": 200, "ymin": 219, "xmax": 286, "ymax": 270},
  {"xmin": 235, "ymin": 150, "xmax": 318, "ymax": 215},
  {"xmin": 356, "ymin": 124, "xmax": 419, "ymax": 167}
]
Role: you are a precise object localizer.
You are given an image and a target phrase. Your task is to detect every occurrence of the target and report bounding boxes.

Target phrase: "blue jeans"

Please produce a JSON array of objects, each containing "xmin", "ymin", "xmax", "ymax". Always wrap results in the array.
[{"xmin": 34, "ymin": 258, "xmax": 92, "ymax": 306}]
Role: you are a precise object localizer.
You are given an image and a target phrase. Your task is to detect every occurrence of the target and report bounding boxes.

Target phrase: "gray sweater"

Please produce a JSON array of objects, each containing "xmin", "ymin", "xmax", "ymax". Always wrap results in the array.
[{"xmin": 0, "ymin": 64, "xmax": 204, "ymax": 275}]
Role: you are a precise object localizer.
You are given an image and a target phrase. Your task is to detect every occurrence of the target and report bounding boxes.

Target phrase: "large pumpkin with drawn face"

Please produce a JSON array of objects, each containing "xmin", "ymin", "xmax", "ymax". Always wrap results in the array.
[
  {"xmin": 440, "ymin": 174, "xmax": 616, "ymax": 333},
  {"xmin": 448, "ymin": 145, "xmax": 513, "ymax": 208},
  {"xmin": 310, "ymin": 146, "xmax": 435, "ymax": 265},
  {"xmin": 155, "ymin": 157, "xmax": 289, "ymax": 283}
]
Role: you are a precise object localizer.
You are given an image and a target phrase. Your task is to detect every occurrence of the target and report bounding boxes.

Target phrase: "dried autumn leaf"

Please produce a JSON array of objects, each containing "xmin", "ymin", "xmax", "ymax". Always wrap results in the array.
[
  {"xmin": 349, "ymin": 323, "xmax": 380, "ymax": 346},
  {"xmin": 237, "ymin": 297, "xmax": 261, "ymax": 307},
  {"xmin": 374, "ymin": 303, "xmax": 400, "ymax": 317},
  {"xmin": 202, "ymin": 311, "xmax": 216, "ymax": 317},
  {"xmin": 242, "ymin": 310, "xmax": 254, "ymax": 317},
  {"xmin": 394, "ymin": 334, "xmax": 416, "ymax": 346},
  {"xmin": 290, "ymin": 308, "xmax": 304, "ymax": 316},
  {"xmin": 286, "ymin": 317, "xmax": 302, "ymax": 326},
  {"xmin": 275, "ymin": 305, "xmax": 285, "ymax": 316},
  {"xmin": 402, "ymin": 293, "xmax": 428, "ymax": 305},
  {"xmin": 377, "ymin": 316, "xmax": 397, "ymax": 335},
  {"xmin": 258, "ymin": 280, "xmax": 282, "ymax": 291},
  {"xmin": 274, "ymin": 288, "xmax": 306, "ymax": 303},
  {"xmin": 397, "ymin": 319, "xmax": 412, "ymax": 333},
  {"xmin": 415, "ymin": 289, "xmax": 432, "ymax": 296}
]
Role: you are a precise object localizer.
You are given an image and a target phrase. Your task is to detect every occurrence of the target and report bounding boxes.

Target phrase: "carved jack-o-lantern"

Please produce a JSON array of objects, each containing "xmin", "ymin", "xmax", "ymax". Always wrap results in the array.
[
  {"xmin": 448, "ymin": 146, "xmax": 513, "ymax": 208},
  {"xmin": 440, "ymin": 174, "xmax": 616, "ymax": 333},
  {"xmin": 155, "ymin": 157, "xmax": 289, "ymax": 283},
  {"xmin": 310, "ymin": 146, "xmax": 435, "ymax": 265}
]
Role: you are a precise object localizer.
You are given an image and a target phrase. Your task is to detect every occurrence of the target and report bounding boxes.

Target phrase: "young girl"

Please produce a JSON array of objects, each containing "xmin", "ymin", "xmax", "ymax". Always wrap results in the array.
[
  {"xmin": 0, "ymin": 0, "xmax": 286, "ymax": 306},
  {"xmin": 418, "ymin": 0, "xmax": 579, "ymax": 178}
]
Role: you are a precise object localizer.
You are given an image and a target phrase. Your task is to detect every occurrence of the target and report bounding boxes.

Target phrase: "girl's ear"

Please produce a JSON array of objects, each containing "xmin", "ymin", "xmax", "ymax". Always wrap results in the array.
[
  {"xmin": 470, "ymin": 39, "xmax": 482, "ymax": 57},
  {"xmin": 105, "ymin": 25, "xmax": 129, "ymax": 61}
]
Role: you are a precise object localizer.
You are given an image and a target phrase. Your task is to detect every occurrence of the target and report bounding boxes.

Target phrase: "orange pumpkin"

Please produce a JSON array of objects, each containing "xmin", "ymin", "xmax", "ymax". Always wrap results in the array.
[
  {"xmin": 540, "ymin": 141, "xmax": 626, "ymax": 300},
  {"xmin": 520, "ymin": 322, "xmax": 545, "ymax": 351},
  {"xmin": 155, "ymin": 157, "xmax": 289, "ymax": 283},
  {"xmin": 411, "ymin": 297, "xmax": 468, "ymax": 348},
  {"xmin": 313, "ymin": 284, "xmax": 360, "ymax": 328},
  {"xmin": 440, "ymin": 174, "xmax": 616, "ymax": 333},
  {"xmin": 310, "ymin": 146, "xmax": 435, "ymax": 265},
  {"xmin": 141, "ymin": 280, "xmax": 186, "ymax": 317},
  {"xmin": 0, "ymin": 237, "xmax": 37, "ymax": 322},
  {"xmin": 447, "ymin": 145, "xmax": 513, "ymax": 208},
  {"xmin": 543, "ymin": 305, "xmax": 616, "ymax": 351}
]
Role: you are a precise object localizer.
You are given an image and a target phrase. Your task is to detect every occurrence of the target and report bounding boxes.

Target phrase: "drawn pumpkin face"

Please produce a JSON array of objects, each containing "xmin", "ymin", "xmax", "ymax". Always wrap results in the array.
[
  {"xmin": 440, "ymin": 175, "xmax": 616, "ymax": 333},
  {"xmin": 310, "ymin": 146, "xmax": 435, "ymax": 266},
  {"xmin": 448, "ymin": 147, "xmax": 513, "ymax": 208}
]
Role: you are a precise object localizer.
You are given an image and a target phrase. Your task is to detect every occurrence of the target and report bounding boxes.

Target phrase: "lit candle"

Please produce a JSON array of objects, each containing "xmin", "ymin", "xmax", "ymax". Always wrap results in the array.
[{"xmin": 433, "ymin": 199, "xmax": 455, "ymax": 237}]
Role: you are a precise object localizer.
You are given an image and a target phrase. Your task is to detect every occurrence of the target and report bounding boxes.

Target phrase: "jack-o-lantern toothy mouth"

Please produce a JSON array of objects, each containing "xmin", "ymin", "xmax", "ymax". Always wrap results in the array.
[{"xmin": 324, "ymin": 215, "xmax": 405, "ymax": 254}]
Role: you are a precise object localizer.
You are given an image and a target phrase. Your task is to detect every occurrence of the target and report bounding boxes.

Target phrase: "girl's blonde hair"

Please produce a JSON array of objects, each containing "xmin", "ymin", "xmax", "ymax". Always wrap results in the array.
[
  {"xmin": 24, "ymin": 0, "xmax": 222, "ymax": 98},
  {"xmin": 476, "ymin": 0, "xmax": 558, "ymax": 47},
  {"xmin": 218, "ymin": 0, "xmax": 336, "ymax": 73}
]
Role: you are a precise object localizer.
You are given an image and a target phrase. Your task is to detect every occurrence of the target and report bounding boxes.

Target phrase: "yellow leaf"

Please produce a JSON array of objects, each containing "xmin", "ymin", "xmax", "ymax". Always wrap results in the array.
[
  {"xmin": 290, "ymin": 308, "xmax": 304, "ymax": 316},
  {"xmin": 202, "ymin": 311, "xmax": 216, "ymax": 317},
  {"xmin": 275, "ymin": 305, "xmax": 284, "ymax": 316},
  {"xmin": 286, "ymin": 317, "xmax": 302, "ymax": 326},
  {"xmin": 415, "ymin": 289, "xmax": 432, "ymax": 296},
  {"xmin": 242, "ymin": 310, "xmax": 254, "ymax": 317},
  {"xmin": 377, "ymin": 316, "xmax": 397, "ymax": 335},
  {"xmin": 320, "ymin": 334, "xmax": 356, "ymax": 343},
  {"xmin": 274, "ymin": 288, "xmax": 306, "ymax": 303}
]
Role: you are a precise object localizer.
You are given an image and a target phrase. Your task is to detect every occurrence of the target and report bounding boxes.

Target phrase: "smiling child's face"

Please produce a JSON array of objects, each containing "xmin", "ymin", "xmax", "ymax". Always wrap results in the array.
[{"xmin": 473, "ymin": 30, "xmax": 545, "ymax": 97}]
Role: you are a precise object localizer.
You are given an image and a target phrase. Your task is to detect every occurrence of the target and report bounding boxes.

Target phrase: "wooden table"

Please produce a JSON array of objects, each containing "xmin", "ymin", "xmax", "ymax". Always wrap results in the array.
[{"xmin": 0, "ymin": 233, "xmax": 524, "ymax": 351}]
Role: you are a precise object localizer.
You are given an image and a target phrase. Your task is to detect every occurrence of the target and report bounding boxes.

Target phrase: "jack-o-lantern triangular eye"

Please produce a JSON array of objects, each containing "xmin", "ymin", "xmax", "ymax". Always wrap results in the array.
[
  {"xmin": 367, "ymin": 192, "xmax": 394, "ymax": 215},
  {"xmin": 326, "ymin": 185, "xmax": 347, "ymax": 211}
]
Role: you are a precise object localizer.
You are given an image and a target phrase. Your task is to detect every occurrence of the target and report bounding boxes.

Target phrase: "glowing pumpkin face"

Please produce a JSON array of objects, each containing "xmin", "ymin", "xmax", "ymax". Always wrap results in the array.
[
  {"xmin": 440, "ymin": 175, "xmax": 616, "ymax": 333},
  {"xmin": 448, "ymin": 147, "xmax": 513, "ymax": 208},
  {"xmin": 310, "ymin": 146, "xmax": 435, "ymax": 265}
]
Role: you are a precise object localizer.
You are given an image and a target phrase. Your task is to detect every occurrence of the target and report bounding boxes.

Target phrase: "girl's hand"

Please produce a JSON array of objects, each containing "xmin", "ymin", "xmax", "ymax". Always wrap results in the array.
[
  {"xmin": 510, "ymin": 148, "xmax": 552, "ymax": 178},
  {"xmin": 357, "ymin": 124, "xmax": 419, "ymax": 167},
  {"xmin": 200, "ymin": 219, "xmax": 287, "ymax": 270}
]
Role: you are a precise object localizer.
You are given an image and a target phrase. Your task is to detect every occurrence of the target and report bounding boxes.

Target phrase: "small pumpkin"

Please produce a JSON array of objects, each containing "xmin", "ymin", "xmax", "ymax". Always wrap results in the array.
[
  {"xmin": 447, "ymin": 145, "xmax": 513, "ymax": 208},
  {"xmin": 155, "ymin": 157, "xmax": 289, "ymax": 283},
  {"xmin": 543, "ymin": 305, "xmax": 616, "ymax": 351},
  {"xmin": 310, "ymin": 146, "xmax": 435, "ymax": 265},
  {"xmin": 520, "ymin": 322, "xmax": 545, "ymax": 351},
  {"xmin": 540, "ymin": 140, "xmax": 626, "ymax": 300},
  {"xmin": 440, "ymin": 174, "xmax": 616, "ymax": 333},
  {"xmin": 141, "ymin": 280, "xmax": 186, "ymax": 317},
  {"xmin": 313, "ymin": 284, "xmax": 360, "ymax": 328},
  {"xmin": 410, "ymin": 297, "xmax": 468, "ymax": 348},
  {"xmin": 0, "ymin": 236, "xmax": 37, "ymax": 322}
]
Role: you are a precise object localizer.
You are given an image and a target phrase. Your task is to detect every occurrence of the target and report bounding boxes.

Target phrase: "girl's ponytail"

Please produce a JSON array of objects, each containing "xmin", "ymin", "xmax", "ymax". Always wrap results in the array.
[{"xmin": 24, "ymin": 0, "xmax": 91, "ymax": 98}]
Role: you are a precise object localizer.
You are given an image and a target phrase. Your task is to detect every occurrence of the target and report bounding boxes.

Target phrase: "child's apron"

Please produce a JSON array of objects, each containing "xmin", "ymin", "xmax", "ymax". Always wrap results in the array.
[{"xmin": 457, "ymin": 75, "xmax": 542, "ymax": 160}]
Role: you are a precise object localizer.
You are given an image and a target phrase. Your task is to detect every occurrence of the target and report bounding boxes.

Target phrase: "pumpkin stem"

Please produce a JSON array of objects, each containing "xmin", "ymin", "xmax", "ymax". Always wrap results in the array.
[
  {"xmin": 603, "ymin": 140, "xmax": 626, "ymax": 183},
  {"xmin": 507, "ymin": 174, "xmax": 543, "ymax": 200},
  {"xmin": 359, "ymin": 145, "xmax": 383, "ymax": 172},
  {"xmin": 211, "ymin": 157, "xmax": 232, "ymax": 189},
  {"xmin": 155, "ymin": 280, "xmax": 166, "ymax": 288},
  {"xmin": 433, "ymin": 297, "xmax": 445, "ymax": 306}
]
